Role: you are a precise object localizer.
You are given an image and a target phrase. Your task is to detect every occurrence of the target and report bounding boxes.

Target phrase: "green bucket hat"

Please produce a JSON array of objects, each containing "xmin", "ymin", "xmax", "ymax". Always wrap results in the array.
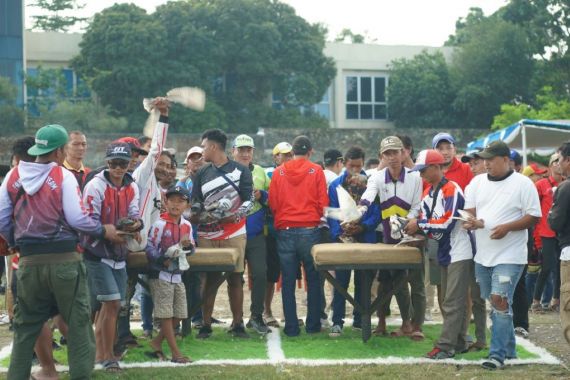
[{"xmin": 28, "ymin": 124, "xmax": 69, "ymax": 156}]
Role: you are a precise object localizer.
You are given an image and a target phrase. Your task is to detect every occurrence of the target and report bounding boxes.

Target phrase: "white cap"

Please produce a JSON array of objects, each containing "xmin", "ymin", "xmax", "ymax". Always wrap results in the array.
[{"xmin": 184, "ymin": 146, "xmax": 203, "ymax": 164}]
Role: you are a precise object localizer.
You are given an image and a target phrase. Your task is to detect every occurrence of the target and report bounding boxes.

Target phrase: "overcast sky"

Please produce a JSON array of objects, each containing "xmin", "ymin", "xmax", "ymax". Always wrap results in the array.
[{"xmin": 25, "ymin": 0, "xmax": 508, "ymax": 46}]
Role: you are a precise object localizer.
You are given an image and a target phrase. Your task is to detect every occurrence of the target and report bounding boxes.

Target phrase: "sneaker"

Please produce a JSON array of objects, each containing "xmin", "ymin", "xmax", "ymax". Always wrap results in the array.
[
  {"xmin": 228, "ymin": 323, "xmax": 250, "ymax": 339},
  {"xmin": 248, "ymin": 317, "xmax": 270, "ymax": 335},
  {"xmin": 320, "ymin": 318, "xmax": 331, "ymax": 328},
  {"xmin": 424, "ymin": 312, "xmax": 433, "ymax": 322},
  {"xmin": 141, "ymin": 330, "xmax": 153, "ymax": 339},
  {"xmin": 329, "ymin": 324, "xmax": 342, "ymax": 338},
  {"xmin": 193, "ymin": 319, "xmax": 204, "ymax": 329},
  {"xmin": 514, "ymin": 327, "xmax": 529, "ymax": 339},
  {"xmin": 0, "ymin": 315, "xmax": 10, "ymax": 325},
  {"xmin": 197, "ymin": 325, "xmax": 213, "ymax": 339},
  {"xmin": 482, "ymin": 357, "xmax": 504, "ymax": 370},
  {"xmin": 425, "ymin": 347, "xmax": 455, "ymax": 360}
]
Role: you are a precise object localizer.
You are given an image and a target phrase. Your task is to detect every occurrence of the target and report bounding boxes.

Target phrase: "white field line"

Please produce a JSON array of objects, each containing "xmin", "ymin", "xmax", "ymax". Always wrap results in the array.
[{"xmin": 0, "ymin": 322, "xmax": 559, "ymax": 372}]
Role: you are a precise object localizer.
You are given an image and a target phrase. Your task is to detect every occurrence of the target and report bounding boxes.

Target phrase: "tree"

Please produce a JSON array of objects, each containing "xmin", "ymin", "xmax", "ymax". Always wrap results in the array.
[
  {"xmin": 334, "ymin": 28, "xmax": 365, "ymax": 43},
  {"xmin": 450, "ymin": 18, "xmax": 534, "ymax": 129},
  {"xmin": 445, "ymin": 7, "xmax": 487, "ymax": 46},
  {"xmin": 387, "ymin": 51, "xmax": 456, "ymax": 129},
  {"xmin": 491, "ymin": 86, "xmax": 570, "ymax": 129},
  {"xmin": 72, "ymin": 0, "xmax": 336, "ymax": 133},
  {"xmin": 0, "ymin": 77, "xmax": 25, "ymax": 133},
  {"xmin": 29, "ymin": 0, "xmax": 87, "ymax": 32}
]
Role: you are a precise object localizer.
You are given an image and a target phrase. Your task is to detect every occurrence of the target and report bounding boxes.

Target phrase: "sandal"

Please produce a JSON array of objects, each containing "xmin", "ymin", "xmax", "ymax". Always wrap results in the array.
[
  {"xmin": 390, "ymin": 328, "xmax": 412, "ymax": 337},
  {"xmin": 373, "ymin": 325, "xmax": 388, "ymax": 336},
  {"xmin": 410, "ymin": 330, "xmax": 425, "ymax": 341},
  {"xmin": 171, "ymin": 356, "xmax": 193, "ymax": 364},
  {"xmin": 145, "ymin": 350, "xmax": 167, "ymax": 361},
  {"xmin": 101, "ymin": 360, "xmax": 122, "ymax": 373},
  {"xmin": 264, "ymin": 315, "xmax": 280, "ymax": 328}
]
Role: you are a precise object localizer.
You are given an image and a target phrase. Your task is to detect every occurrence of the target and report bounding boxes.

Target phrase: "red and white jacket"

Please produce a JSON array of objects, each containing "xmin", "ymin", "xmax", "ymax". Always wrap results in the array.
[{"xmin": 82, "ymin": 170, "xmax": 140, "ymax": 261}]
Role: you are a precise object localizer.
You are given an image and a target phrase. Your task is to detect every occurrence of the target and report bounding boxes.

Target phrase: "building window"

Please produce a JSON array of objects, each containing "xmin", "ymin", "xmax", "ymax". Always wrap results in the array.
[
  {"xmin": 272, "ymin": 86, "xmax": 332, "ymax": 120},
  {"xmin": 346, "ymin": 76, "xmax": 387, "ymax": 120}
]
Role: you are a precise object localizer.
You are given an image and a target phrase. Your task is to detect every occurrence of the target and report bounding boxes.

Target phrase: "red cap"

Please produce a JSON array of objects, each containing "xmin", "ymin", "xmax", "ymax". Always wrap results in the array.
[
  {"xmin": 115, "ymin": 137, "xmax": 148, "ymax": 155},
  {"xmin": 411, "ymin": 149, "xmax": 445, "ymax": 171}
]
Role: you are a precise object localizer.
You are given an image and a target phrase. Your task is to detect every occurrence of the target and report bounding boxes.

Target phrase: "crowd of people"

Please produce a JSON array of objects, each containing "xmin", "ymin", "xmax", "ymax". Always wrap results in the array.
[{"xmin": 0, "ymin": 98, "xmax": 569, "ymax": 379}]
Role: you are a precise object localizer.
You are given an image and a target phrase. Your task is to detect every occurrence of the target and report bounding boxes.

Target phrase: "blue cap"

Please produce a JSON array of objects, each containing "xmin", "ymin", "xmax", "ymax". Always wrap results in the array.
[
  {"xmin": 432, "ymin": 133, "xmax": 455, "ymax": 148},
  {"xmin": 509, "ymin": 149, "xmax": 522, "ymax": 165}
]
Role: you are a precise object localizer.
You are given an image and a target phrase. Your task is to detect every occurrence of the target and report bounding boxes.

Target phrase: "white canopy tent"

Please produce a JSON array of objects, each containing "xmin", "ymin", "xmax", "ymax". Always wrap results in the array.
[{"xmin": 466, "ymin": 119, "xmax": 570, "ymax": 166}]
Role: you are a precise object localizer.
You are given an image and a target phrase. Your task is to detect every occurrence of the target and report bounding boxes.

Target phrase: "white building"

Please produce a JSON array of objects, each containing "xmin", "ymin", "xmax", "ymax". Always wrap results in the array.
[{"xmin": 24, "ymin": 31, "xmax": 453, "ymax": 129}]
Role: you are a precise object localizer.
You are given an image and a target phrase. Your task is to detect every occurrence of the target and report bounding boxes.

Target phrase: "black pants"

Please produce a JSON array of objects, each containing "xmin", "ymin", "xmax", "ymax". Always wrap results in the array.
[
  {"xmin": 512, "ymin": 265, "xmax": 529, "ymax": 330},
  {"xmin": 534, "ymin": 237, "xmax": 561, "ymax": 300}
]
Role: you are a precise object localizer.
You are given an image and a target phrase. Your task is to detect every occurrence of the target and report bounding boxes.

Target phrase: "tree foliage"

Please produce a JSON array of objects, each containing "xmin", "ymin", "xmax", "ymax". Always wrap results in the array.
[
  {"xmin": 29, "ymin": 0, "xmax": 87, "ymax": 32},
  {"xmin": 387, "ymin": 51, "xmax": 456, "ymax": 129},
  {"xmin": 72, "ymin": 0, "xmax": 335, "ymax": 133}
]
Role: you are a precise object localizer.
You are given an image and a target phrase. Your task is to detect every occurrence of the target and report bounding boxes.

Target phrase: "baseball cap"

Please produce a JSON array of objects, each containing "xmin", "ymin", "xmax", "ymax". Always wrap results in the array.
[
  {"xmin": 115, "ymin": 136, "xmax": 148, "ymax": 155},
  {"xmin": 509, "ymin": 149, "xmax": 522, "ymax": 165},
  {"xmin": 292, "ymin": 135, "xmax": 312, "ymax": 155},
  {"xmin": 233, "ymin": 134, "xmax": 255, "ymax": 148},
  {"xmin": 184, "ymin": 146, "xmax": 203, "ymax": 164},
  {"xmin": 522, "ymin": 163, "xmax": 548, "ymax": 177},
  {"xmin": 461, "ymin": 148, "xmax": 482, "ymax": 163},
  {"xmin": 432, "ymin": 133, "xmax": 455, "ymax": 148},
  {"xmin": 324, "ymin": 149, "xmax": 343, "ymax": 166},
  {"xmin": 272, "ymin": 142, "xmax": 292, "ymax": 155},
  {"xmin": 28, "ymin": 124, "xmax": 69, "ymax": 156},
  {"xmin": 105, "ymin": 142, "xmax": 132, "ymax": 161},
  {"xmin": 165, "ymin": 185, "xmax": 190, "ymax": 201},
  {"xmin": 549, "ymin": 153, "xmax": 560, "ymax": 166},
  {"xmin": 379, "ymin": 136, "xmax": 404, "ymax": 154},
  {"xmin": 411, "ymin": 149, "xmax": 445, "ymax": 172},
  {"xmin": 477, "ymin": 141, "xmax": 511, "ymax": 159}
]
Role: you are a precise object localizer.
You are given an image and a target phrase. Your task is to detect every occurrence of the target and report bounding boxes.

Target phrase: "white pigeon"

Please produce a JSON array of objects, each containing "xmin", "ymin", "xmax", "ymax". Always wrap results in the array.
[
  {"xmin": 143, "ymin": 87, "xmax": 206, "ymax": 137},
  {"xmin": 324, "ymin": 185, "xmax": 362, "ymax": 224}
]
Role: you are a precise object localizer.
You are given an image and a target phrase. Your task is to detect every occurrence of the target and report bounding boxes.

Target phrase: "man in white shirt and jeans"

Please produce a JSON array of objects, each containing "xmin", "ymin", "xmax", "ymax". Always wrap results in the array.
[{"xmin": 463, "ymin": 141, "xmax": 541, "ymax": 370}]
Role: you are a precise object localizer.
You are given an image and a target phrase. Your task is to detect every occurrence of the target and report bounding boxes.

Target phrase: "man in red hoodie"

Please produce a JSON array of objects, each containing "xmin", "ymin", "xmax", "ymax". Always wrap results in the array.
[
  {"xmin": 269, "ymin": 135, "xmax": 328, "ymax": 337},
  {"xmin": 432, "ymin": 133, "xmax": 473, "ymax": 191}
]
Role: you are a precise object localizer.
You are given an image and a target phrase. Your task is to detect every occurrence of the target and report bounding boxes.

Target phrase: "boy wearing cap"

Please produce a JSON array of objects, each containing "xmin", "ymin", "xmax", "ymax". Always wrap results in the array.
[
  {"xmin": 82, "ymin": 142, "xmax": 143, "ymax": 371},
  {"xmin": 146, "ymin": 185, "xmax": 194, "ymax": 364},
  {"xmin": 359, "ymin": 136, "xmax": 423, "ymax": 338},
  {"xmin": 0, "ymin": 125, "xmax": 123, "ymax": 379},
  {"xmin": 231, "ymin": 134, "xmax": 271, "ymax": 334},
  {"xmin": 461, "ymin": 150, "xmax": 486, "ymax": 177},
  {"xmin": 192, "ymin": 129, "xmax": 254, "ymax": 339},
  {"xmin": 532, "ymin": 153, "xmax": 564, "ymax": 312},
  {"xmin": 463, "ymin": 141, "xmax": 541, "ymax": 370},
  {"xmin": 405, "ymin": 150, "xmax": 474, "ymax": 359}
]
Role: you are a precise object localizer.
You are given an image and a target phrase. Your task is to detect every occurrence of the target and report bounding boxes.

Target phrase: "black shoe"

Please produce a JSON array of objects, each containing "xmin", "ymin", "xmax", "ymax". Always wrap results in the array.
[
  {"xmin": 228, "ymin": 323, "xmax": 250, "ymax": 338},
  {"xmin": 197, "ymin": 325, "xmax": 213, "ymax": 339},
  {"xmin": 247, "ymin": 316, "xmax": 270, "ymax": 334},
  {"xmin": 212, "ymin": 317, "xmax": 225, "ymax": 324},
  {"xmin": 59, "ymin": 336, "xmax": 67, "ymax": 346}
]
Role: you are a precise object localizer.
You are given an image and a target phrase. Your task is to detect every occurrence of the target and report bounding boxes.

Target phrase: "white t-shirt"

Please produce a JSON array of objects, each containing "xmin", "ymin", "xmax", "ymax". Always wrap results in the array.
[
  {"xmin": 324, "ymin": 169, "xmax": 339, "ymax": 188},
  {"xmin": 464, "ymin": 171, "xmax": 541, "ymax": 267}
]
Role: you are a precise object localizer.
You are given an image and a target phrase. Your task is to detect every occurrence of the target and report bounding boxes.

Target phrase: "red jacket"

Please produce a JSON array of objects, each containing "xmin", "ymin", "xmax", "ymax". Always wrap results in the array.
[
  {"xmin": 534, "ymin": 176, "xmax": 559, "ymax": 249},
  {"xmin": 444, "ymin": 157, "xmax": 473, "ymax": 191},
  {"xmin": 269, "ymin": 158, "xmax": 328, "ymax": 230}
]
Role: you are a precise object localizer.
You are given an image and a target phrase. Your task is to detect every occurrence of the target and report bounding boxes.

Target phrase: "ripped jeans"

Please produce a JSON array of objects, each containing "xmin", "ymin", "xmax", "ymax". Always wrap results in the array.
[{"xmin": 475, "ymin": 263, "xmax": 524, "ymax": 363}]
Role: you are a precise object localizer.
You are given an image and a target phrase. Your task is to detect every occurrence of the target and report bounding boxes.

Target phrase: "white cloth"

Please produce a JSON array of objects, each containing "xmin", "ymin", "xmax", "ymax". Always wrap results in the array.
[
  {"xmin": 101, "ymin": 258, "xmax": 126, "ymax": 270},
  {"xmin": 159, "ymin": 270, "xmax": 182, "ymax": 284},
  {"xmin": 561, "ymin": 246, "xmax": 570, "ymax": 261},
  {"xmin": 324, "ymin": 169, "xmax": 339, "ymax": 187},
  {"xmin": 464, "ymin": 172, "xmax": 541, "ymax": 267}
]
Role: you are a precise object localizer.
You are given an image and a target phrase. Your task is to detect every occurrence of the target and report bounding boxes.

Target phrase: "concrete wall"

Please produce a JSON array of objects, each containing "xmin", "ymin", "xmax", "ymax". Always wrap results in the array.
[{"xmin": 0, "ymin": 127, "xmax": 483, "ymax": 169}]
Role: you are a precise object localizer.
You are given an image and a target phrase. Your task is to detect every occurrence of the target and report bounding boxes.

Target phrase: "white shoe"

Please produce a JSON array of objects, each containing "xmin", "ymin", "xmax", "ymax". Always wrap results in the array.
[
  {"xmin": 425, "ymin": 312, "xmax": 433, "ymax": 322},
  {"xmin": 0, "ymin": 315, "xmax": 9, "ymax": 325},
  {"xmin": 321, "ymin": 318, "xmax": 331, "ymax": 328}
]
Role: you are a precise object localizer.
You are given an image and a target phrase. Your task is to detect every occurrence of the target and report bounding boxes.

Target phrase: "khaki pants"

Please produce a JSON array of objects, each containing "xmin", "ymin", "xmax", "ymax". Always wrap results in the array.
[
  {"xmin": 8, "ymin": 253, "xmax": 95, "ymax": 380},
  {"xmin": 560, "ymin": 261, "xmax": 570, "ymax": 344}
]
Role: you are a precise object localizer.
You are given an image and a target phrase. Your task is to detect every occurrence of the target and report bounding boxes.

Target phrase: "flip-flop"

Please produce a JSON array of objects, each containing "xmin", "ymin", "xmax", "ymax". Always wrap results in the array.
[
  {"xmin": 101, "ymin": 360, "xmax": 122, "ymax": 373},
  {"xmin": 373, "ymin": 326, "xmax": 388, "ymax": 336},
  {"xmin": 390, "ymin": 329, "xmax": 412, "ymax": 337},
  {"xmin": 145, "ymin": 350, "xmax": 167, "ymax": 361},
  {"xmin": 171, "ymin": 356, "xmax": 193, "ymax": 364},
  {"xmin": 410, "ymin": 330, "xmax": 425, "ymax": 341}
]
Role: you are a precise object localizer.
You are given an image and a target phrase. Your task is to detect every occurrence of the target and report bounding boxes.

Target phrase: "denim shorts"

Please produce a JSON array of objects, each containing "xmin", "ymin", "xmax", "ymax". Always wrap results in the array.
[{"xmin": 84, "ymin": 259, "xmax": 127, "ymax": 303}]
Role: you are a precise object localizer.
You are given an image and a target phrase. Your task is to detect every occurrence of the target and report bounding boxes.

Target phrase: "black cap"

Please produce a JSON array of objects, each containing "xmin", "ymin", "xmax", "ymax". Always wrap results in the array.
[
  {"xmin": 477, "ymin": 141, "xmax": 511, "ymax": 159},
  {"xmin": 292, "ymin": 135, "xmax": 312, "ymax": 155},
  {"xmin": 324, "ymin": 149, "xmax": 343, "ymax": 166},
  {"xmin": 105, "ymin": 142, "xmax": 132, "ymax": 161},
  {"xmin": 461, "ymin": 148, "xmax": 482, "ymax": 163},
  {"xmin": 165, "ymin": 185, "xmax": 190, "ymax": 201}
]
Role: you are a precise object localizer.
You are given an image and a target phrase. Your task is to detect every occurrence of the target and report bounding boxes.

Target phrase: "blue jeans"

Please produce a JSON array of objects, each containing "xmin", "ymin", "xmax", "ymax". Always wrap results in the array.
[
  {"xmin": 277, "ymin": 227, "xmax": 322, "ymax": 336},
  {"xmin": 140, "ymin": 292, "xmax": 154, "ymax": 332},
  {"xmin": 332, "ymin": 270, "xmax": 362, "ymax": 328},
  {"xmin": 475, "ymin": 263, "xmax": 524, "ymax": 363}
]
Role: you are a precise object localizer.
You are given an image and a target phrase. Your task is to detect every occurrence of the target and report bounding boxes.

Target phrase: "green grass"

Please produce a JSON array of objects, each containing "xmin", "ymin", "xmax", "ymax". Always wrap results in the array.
[{"xmin": 280, "ymin": 324, "xmax": 539, "ymax": 360}]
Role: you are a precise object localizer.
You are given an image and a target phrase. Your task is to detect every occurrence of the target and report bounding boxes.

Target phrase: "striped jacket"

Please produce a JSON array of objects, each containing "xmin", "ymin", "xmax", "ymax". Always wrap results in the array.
[
  {"xmin": 417, "ymin": 179, "xmax": 473, "ymax": 266},
  {"xmin": 360, "ymin": 167, "xmax": 422, "ymax": 243}
]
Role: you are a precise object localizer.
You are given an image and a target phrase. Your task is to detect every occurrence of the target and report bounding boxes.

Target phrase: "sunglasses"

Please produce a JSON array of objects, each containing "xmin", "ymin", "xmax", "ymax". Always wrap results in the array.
[{"xmin": 107, "ymin": 160, "xmax": 129, "ymax": 169}]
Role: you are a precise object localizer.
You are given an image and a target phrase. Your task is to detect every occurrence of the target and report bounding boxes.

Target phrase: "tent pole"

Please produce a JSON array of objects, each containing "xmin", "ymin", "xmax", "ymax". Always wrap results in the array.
[{"xmin": 521, "ymin": 123, "xmax": 528, "ymax": 167}]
